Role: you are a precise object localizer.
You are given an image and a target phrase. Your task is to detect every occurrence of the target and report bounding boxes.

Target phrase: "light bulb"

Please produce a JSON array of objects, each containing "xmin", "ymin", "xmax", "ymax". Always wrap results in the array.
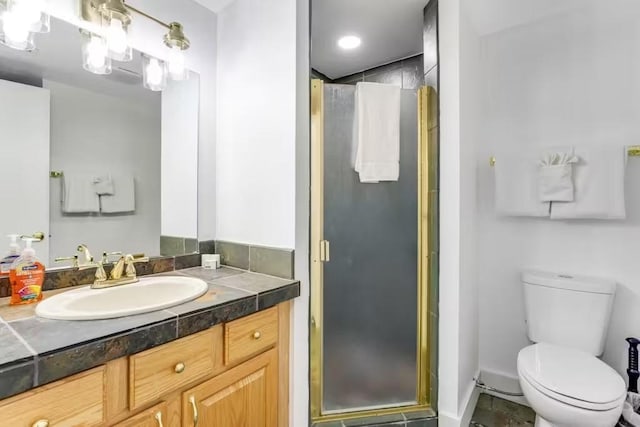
[
  {"xmin": 87, "ymin": 36, "xmax": 107, "ymax": 69},
  {"xmin": 146, "ymin": 58, "xmax": 163, "ymax": 86},
  {"xmin": 82, "ymin": 34, "xmax": 111, "ymax": 74},
  {"xmin": 106, "ymin": 18, "xmax": 127, "ymax": 55},
  {"xmin": 11, "ymin": 0, "xmax": 43, "ymax": 26},
  {"xmin": 167, "ymin": 46, "xmax": 186, "ymax": 80},
  {"xmin": 0, "ymin": 10, "xmax": 33, "ymax": 50}
]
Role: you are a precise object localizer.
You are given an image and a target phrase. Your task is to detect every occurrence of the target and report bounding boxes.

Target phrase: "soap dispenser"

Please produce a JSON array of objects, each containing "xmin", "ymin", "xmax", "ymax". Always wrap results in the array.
[
  {"xmin": 9, "ymin": 237, "xmax": 45, "ymax": 305},
  {"xmin": 0, "ymin": 234, "xmax": 21, "ymax": 276}
]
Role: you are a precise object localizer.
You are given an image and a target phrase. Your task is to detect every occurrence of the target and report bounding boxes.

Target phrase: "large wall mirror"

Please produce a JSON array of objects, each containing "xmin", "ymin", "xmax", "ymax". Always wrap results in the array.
[{"xmin": 0, "ymin": 16, "xmax": 200, "ymax": 267}]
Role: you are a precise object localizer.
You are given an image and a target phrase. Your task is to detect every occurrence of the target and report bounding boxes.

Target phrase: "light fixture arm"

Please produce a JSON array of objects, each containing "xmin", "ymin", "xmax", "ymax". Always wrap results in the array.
[{"xmin": 80, "ymin": 0, "xmax": 190, "ymax": 51}]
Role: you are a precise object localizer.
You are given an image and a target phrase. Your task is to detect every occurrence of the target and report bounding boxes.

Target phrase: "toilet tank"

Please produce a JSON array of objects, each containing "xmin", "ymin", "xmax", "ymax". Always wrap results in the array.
[{"xmin": 522, "ymin": 270, "xmax": 616, "ymax": 356}]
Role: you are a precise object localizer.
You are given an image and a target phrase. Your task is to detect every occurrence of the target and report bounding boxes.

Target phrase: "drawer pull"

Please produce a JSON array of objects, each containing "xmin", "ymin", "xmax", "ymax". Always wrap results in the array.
[
  {"xmin": 174, "ymin": 362, "xmax": 186, "ymax": 374},
  {"xmin": 32, "ymin": 421, "xmax": 49, "ymax": 427},
  {"xmin": 252, "ymin": 331, "xmax": 262, "ymax": 340},
  {"xmin": 155, "ymin": 411, "xmax": 164, "ymax": 427},
  {"xmin": 189, "ymin": 395, "xmax": 199, "ymax": 427}
]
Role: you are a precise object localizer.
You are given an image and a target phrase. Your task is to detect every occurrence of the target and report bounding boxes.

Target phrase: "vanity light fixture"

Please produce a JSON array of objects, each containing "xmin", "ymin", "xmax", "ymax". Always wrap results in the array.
[
  {"xmin": 0, "ymin": 0, "xmax": 50, "ymax": 51},
  {"xmin": 142, "ymin": 54, "xmax": 166, "ymax": 91},
  {"xmin": 81, "ymin": 0, "xmax": 192, "ymax": 89}
]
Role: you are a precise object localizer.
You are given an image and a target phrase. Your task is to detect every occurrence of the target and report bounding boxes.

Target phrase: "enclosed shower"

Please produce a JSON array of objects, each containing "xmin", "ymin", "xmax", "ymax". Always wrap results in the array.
[{"xmin": 310, "ymin": 80, "xmax": 438, "ymax": 422}]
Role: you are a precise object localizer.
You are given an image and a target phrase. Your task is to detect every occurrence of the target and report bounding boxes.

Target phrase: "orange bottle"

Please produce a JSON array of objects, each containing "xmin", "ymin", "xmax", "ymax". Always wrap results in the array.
[{"xmin": 9, "ymin": 238, "xmax": 44, "ymax": 305}]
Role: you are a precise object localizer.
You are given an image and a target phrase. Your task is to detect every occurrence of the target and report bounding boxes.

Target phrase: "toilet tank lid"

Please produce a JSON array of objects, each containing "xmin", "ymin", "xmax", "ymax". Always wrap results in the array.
[{"xmin": 522, "ymin": 270, "xmax": 616, "ymax": 295}]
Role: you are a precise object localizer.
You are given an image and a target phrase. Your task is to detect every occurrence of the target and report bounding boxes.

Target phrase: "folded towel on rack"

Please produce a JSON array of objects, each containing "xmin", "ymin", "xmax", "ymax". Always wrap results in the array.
[
  {"xmin": 93, "ymin": 174, "xmax": 114, "ymax": 196},
  {"xmin": 62, "ymin": 173, "xmax": 100, "ymax": 213},
  {"xmin": 100, "ymin": 175, "xmax": 135, "ymax": 213},
  {"xmin": 353, "ymin": 82, "xmax": 401, "ymax": 183},
  {"xmin": 550, "ymin": 146, "xmax": 626, "ymax": 220},
  {"xmin": 495, "ymin": 151, "xmax": 551, "ymax": 217},
  {"xmin": 538, "ymin": 149, "xmax": 579, "ymax": 202}
]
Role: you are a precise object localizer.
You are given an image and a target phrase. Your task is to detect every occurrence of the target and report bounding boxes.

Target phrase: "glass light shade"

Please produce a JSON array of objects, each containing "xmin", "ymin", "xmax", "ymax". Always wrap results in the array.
[
  {"xmin": 167, "ymin": 46, "xmax": 188, "ymax": 81},
  {"xmin": 105, "ymin": 17, "xmax": 131, "ymax": 61},
  {"xmin": 0, "ymin": 10, "xmax": 35, "ymax": 51},
  {"xmin": 82, "ymin": 33, "xmax": 112, "ymax": 75},
  {"xmin": 142, "ymin": 55, "xmax": 167, "ymax": 91},
  {"xmin": 6, "ymin": 0, "xmax": 48, "ymax": 33}
]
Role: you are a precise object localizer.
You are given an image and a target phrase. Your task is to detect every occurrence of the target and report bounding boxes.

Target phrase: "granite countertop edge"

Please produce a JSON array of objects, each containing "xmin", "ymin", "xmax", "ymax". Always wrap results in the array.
[{"xmin": 0, "ymin": 266, "xmax": 300, "ymax": 400}]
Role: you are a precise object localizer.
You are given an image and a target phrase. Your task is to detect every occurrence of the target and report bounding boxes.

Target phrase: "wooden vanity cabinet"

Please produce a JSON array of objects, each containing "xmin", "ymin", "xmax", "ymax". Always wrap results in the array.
[{"xmin": 0, "ymin": 302, "xmax": 291, "ymax": 427}]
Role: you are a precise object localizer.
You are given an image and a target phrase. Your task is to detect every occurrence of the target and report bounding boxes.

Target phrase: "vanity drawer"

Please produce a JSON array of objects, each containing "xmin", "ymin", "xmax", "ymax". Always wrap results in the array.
[
  {"xmin": 0, "ymin": 366, "xmax": 105, "ymax": 427},
  {"xmin": 129, "ymin": 327, "xmax": 222, "ymax": 410},
  {"xmin": 225, "ymin": 307, "xmax": 278, "ymax": 365}
]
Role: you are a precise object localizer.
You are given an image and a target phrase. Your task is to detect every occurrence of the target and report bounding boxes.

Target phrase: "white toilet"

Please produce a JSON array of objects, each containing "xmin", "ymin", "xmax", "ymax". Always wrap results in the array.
[{"xmin": 517, "ymin": 270, "xmax": 626, "ymax": 427}]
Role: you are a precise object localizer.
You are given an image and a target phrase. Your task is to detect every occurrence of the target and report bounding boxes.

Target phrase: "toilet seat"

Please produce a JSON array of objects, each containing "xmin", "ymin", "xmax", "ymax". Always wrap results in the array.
[{"xmin": 518, "ymin": 343, "xmax": 626, "ymax": 411}]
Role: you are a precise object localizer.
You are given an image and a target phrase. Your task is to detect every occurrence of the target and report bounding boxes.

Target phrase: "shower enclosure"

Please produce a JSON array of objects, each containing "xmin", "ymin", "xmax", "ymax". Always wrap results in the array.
[{"xmin": 310, "ymin": 80, "xmax": 438, "ymax": 422}]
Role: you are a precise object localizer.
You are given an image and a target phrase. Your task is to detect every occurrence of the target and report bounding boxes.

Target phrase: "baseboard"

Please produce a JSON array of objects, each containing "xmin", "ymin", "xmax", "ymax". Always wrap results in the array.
[
  {"xmin": 478, "ymin": 368, "xmax": 529, "ymax": 406},
  {"xmin": 438, "ymin": 379, "xmax": 480, "ymax": 427},
  {"xmin": 460, "ymin": 378, "xmax": 480, "ymax": 427}
]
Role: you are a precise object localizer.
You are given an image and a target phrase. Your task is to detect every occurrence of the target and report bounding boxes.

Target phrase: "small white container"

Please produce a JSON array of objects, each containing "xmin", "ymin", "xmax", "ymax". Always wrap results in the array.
[{"xmin": 202, "ymin": 254, "xmax": 220, "ymax": 270}]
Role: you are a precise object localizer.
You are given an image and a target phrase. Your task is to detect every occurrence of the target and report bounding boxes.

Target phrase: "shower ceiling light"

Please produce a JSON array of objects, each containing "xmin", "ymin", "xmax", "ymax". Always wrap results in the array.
[{"xmin": 337, "ymin": 35, "xmax": 361, "ymax": 50}]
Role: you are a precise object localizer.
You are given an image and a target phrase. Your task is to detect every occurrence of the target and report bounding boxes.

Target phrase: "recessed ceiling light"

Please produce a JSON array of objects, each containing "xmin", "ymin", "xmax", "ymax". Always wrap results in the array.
[{"xmin": 337, "ymin": 35, "xmax": 361, "ymax": 50}]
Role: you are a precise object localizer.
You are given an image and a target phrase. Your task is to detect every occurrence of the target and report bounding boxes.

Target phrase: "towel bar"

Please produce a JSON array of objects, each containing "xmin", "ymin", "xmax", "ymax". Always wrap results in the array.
[{"xmin": 490, "ymin": 145, "xmax": 640, "ymax": 166}]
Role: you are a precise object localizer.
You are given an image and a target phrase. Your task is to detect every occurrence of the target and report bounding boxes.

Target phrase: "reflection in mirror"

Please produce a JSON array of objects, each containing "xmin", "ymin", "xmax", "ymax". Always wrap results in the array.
[{"xmin": 0, "ymin": 16, "xmax": 200, "ymax": 267}]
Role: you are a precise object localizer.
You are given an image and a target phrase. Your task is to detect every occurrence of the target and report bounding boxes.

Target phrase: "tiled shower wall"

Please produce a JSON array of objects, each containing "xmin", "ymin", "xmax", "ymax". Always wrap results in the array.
[
  {"xmin": 423, "ymin": 0, "xmax": 440, "ymax": 413},
  {"xmin": 312, "ymin": 55, "xmax": 425, "ymax": 90}
]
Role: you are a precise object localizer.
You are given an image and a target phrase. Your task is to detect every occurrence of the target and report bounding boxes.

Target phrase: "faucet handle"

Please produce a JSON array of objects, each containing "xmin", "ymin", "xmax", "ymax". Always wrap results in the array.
[
  {"xmin": 102, "ymin": 251, "xmax": 123, "ymax": 264},
  {"xmin": 77, "ymin": 260, "xmax": 107, "ymax": 283},
  {"xmin": 124, "ymin": 254, "xmax": 149, "ymax": 278},
  {"xmin": 54, "ymin": 255, "xmax": 79, "ymax": 268}
]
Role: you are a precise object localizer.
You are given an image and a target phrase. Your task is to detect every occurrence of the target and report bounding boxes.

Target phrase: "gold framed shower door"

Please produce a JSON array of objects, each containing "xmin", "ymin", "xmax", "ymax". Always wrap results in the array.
[{"xmin": 309, "ymin": 80, "xmax": 438, "ymax": 423}]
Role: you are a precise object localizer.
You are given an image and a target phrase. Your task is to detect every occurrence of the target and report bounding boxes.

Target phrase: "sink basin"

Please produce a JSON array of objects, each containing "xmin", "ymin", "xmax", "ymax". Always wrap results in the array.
[{"xmin": 36, "ymin": 276, "xmax": 208, "ymax": 320}]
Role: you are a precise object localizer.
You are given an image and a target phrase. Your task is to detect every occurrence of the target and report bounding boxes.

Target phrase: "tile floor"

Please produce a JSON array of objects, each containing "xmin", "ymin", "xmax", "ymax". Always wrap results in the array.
[{"xmin": 470, "ymin": 394, "xmax": 535, "ymax": 427}]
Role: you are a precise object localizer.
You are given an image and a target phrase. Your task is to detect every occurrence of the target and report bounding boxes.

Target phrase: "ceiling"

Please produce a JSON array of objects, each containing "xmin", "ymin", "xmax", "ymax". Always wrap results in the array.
[
  {"xmin": 0, "ymin": 16, "xmax": 158, "ymax": 104},
  {"xmin": 311, "ymin": 0, "xmax": 428, "ymax": 79},
  {"xmin": 193, "ymin": 0, "xmax": 237, "ymax": 13}
]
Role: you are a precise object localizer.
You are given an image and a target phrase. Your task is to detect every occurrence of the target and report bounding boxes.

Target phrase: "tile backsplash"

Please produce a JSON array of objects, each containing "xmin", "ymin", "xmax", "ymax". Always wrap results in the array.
[{"xmin": 215, "ymin": 241, "xmax": 294, "ymax": 279}]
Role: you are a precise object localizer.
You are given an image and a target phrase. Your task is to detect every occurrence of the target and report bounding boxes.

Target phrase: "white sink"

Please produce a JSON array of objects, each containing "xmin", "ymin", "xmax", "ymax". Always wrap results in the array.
[{"xmin": 36, "ymin": 276, "xmax": 208, "ymax": 320}]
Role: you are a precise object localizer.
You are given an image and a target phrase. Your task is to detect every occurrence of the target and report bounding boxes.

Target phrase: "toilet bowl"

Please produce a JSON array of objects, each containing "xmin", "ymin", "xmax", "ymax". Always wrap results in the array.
[{"xmin": 517, "ymin": 343, "xmax": 625, "ymax": 427}]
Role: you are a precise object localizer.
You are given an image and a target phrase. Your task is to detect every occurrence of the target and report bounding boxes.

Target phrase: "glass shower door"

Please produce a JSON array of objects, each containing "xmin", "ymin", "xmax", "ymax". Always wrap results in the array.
[{"xmin": 313, "ymin": 81, "xmax": 423, "ymax": 416}]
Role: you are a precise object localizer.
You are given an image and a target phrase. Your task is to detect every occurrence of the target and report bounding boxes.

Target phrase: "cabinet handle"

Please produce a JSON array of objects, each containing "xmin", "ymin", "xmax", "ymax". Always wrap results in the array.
[
  {"xmin": 253, "ymin": 331, "xmax": 261, "ymax": 339},
  {"xmin": 189, "ymin": 395, "xmax": 199, "ymax": 427},
  {"xmin": 32, "ymin": 421, "xmax": 49, "ymax": 427},
  {"xmin": 155, "ymin": 411, "xmax": 164, "ymax": 427},
  {"xmin": 174, "ymin": 362, "xmax": 186, "ymax": 373}
]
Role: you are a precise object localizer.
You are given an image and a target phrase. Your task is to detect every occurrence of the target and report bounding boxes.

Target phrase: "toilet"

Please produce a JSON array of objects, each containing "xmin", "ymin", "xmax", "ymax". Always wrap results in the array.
[{"xmin": 517, "ymin": 270, "xmax": 626, "ymax": 427}]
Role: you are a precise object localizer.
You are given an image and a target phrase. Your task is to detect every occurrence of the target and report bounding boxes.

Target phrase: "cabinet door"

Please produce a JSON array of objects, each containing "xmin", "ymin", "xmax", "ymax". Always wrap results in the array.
[
  {"xmin": 113, "ymin": 402, "xmax": 167, "ymax": 427},
  {"xmin": 182, "ymin": 349, "xmax": 277, "ymax": 427}
]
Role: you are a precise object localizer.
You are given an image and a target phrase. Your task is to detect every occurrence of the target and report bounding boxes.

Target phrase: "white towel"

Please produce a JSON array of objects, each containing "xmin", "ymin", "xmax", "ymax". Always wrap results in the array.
[
  {"xmin": 495, "ymin": 152, "xmax": 551, "ymax": 217},
  {"xmin": 93, "ymin": 174, "xmax": 114, "ymax": 196},
  {"xmin": 353, "ymin": 82, "xmax": 401, "ymax": 183},
  {"xmin": 550, "ymin": 146, "xmax": 626, "ymax": 220},
  {"xmin": 100, "ymin": 175, "xmax": 135, "ymax": 213},
  {"xmin": 62, "ymin": 173, "xmax": 100, "ymax": 213}
]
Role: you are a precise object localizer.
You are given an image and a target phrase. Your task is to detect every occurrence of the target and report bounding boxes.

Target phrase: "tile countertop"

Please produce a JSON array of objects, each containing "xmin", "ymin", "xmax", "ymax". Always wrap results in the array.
[{"xmin": 0, "ymin": 267, "xmax": 300, "ymax": 400}]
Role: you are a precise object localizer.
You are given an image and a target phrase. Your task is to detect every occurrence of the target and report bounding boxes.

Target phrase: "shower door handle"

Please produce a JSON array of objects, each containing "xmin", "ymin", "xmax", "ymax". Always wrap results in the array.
[{"xmin": 320, "ymin": 240, "xmax": 330, "ymax": 262}]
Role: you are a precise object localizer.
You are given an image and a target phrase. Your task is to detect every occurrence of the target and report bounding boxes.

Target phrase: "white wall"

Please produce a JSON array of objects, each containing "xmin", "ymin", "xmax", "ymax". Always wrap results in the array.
[
  {"xmin": 474, "ymin": 1, "xmax": 640, "ymax": 388},
  {"xmin": 161, "ymin": 77, "xmax": 200, "ymax": 238},
  {"xmin": 45, "ymin": 0, "xmax": 217, "ymax": 241},
  {"xmin": 438, "ymin": 0, "xmax": 480, "ymax": 424},
  {"xmin": 47, "ymin": 79, "xmax": 161, "ymax": 261},
  {"xmin": 215, "ymin": 0, "xmax": 297, "ymax": 248}
]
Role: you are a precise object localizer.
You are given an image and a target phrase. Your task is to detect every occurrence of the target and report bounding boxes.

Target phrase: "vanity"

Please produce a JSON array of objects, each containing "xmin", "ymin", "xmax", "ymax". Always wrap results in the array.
[{"xmin": 0, "ymin": 266, "xmax": 299, "ymax": 426}]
